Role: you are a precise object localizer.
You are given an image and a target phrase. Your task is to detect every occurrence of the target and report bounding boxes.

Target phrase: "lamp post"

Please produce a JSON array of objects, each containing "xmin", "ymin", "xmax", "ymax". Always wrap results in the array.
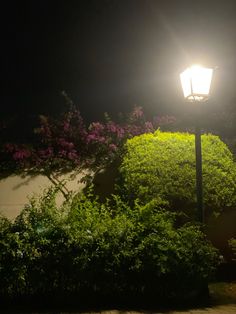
[{"xmin": 180, "ymin": 65, "xmax": 214, "ymax": 223}]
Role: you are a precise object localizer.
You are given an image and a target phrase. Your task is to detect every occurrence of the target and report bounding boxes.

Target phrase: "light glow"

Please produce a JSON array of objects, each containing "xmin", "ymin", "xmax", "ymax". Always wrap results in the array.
[{"xmin": 180, "ymin": 65, "xmax": 213, "ymax": 101}]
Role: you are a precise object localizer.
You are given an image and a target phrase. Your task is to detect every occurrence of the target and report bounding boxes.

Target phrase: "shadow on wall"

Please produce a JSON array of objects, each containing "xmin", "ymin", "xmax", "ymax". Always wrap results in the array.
[
  {"xmin": 206, "ymin": 208, "xmax": 236, "ymax": 261},
  {"xmin": 0, "ymin": 173, "xmax": 85, "ymax": 220},
  {"xmin": 91, "ymin": 161, "xmax": 120, "ymax": 202},
  {"xmin": 11, "ymin": 175, "xmax": 38, "ymax": 190}
]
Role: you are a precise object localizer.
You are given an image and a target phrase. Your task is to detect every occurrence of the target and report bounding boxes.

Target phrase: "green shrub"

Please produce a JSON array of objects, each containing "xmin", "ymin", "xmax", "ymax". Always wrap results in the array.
[
  {"xmin": 120, "ymin": 131, "xmax": 236, "ymax": 218},
  {"xmin": 0, "ymin": 188, "xmax": 219, "ymax": 304}
]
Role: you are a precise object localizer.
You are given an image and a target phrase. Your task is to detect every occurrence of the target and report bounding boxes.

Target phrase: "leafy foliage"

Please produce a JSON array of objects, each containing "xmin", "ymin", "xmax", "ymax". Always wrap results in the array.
[
  {"xmin": 0, "ymin": 187, "xmax": 219, "ymax": 304},
  {"xmin": 120, "ymin": 131, "xmax": 236, "ymax": 218}
]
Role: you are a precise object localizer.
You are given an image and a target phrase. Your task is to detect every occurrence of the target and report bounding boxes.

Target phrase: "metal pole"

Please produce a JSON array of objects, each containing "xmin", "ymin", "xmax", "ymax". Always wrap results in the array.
[{"xmin": 195, "ymin": 122, "xmax": 204, "ymax": 223}]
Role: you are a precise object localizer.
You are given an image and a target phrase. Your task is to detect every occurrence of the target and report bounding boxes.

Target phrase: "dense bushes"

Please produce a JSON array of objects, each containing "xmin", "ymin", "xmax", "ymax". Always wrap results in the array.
[
  {"xmin": 120, "ymin": 131, "xmax": 236, "ymax": 219},
  {"xmin": 0, "ymin": 188, "xmax": 219, "ymax": 305}
]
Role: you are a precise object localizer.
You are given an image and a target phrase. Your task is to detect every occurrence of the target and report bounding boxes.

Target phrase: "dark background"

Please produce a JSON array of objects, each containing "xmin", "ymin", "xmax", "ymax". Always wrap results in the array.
[{"xmin": 1, "ymin": 0, "xmax": 236, "ymax": 140}]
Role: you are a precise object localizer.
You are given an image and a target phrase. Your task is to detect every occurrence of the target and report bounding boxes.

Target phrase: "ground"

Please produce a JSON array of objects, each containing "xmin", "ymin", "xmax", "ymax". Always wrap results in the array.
[
  {"xmin": 2, "ymin": 282, "xmax": 236, "ymax": 314},
  {"xmin": 81, "ymin": 282, "xmax": 236, "ymax": 313}
]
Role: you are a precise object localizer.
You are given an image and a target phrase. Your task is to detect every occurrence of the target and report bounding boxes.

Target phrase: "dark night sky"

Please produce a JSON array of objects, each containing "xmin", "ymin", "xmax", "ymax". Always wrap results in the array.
[{"xmin": 1, "ymin": 0, "xmax": 236, "ymax": 127}]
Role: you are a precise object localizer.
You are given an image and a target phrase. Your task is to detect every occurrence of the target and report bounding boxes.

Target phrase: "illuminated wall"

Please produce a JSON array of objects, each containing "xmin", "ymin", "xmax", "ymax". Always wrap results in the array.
[{"xmin": 0, "ymin": 173, "xmax": 85, "ymax": 220}]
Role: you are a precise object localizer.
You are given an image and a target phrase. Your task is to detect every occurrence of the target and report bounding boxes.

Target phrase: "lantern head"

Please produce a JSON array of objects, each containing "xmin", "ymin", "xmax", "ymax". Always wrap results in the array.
[{"xmin": 180, "ymin": 65, "xmax": 213, "ymax": 101}]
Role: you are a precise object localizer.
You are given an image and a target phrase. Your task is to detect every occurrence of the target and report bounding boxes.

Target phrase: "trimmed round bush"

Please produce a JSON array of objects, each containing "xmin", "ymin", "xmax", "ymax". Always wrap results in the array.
[{"xmin": 120, "ymin": 131, "xmax": 236, "ymax": 218}]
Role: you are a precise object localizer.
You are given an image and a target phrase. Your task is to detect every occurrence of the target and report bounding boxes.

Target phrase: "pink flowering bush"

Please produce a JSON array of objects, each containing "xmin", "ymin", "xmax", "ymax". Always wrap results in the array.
[{"xmin": 1, "ymin": 102, "xmax": 176, "ymax": 187}]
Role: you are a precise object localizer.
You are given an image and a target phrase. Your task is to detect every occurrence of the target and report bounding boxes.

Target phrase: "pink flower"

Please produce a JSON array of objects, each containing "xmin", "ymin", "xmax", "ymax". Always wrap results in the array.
[
  {"xmin": 130, "ymin": 106, "xmax": 144, "ymax": 119},
  {"xmin": 153, "ymin": 115, "xmax": 176, "ymax": 126},
  {"xmin": 87, "ymin": 133, "xmax": 107, "ymax": 143},
  {"xmin": 68, "ymin": 151, "xmax": 79, "ymax": 160},
  {"xmin": 38, "ymin": 147, "xmax": 53, "ymax": 158},
  {"xmin": 87, "ymin": 134, "xmax": 97, "ymax": 142},
  {"xmin": 144, "ymin": 121, "xmax": 154, "ymax": 132},
  {"xmin": 106, "ymin": 122, "xmax": 125, "ymax": 139},
  {"xmin": 59, "ymin": 150, "xmax": 67, "ymax": 158},
  {"xmin": 58, "ymin": 138, "xmax": 74, "ymax": 149},
  {"xmin": 63, "ymin": 122, "xmax": 70, "ymax": 132},
  {"xmin": 4, "ymin": 143, "xmax": 16, "ymax": 153},
  {"xmin": 98, "ymin": 136, "xmax": 106, "ymax": 143},
  {"xmin": 106, "ymin": 122, "xmax": 117, "ymax": 133},
  {"xmin": 109, "ymin": 144, "xmax": 118, "ymax": 151},
  {"xmin": 116, "ymin": 127, "xmax": 125, "ymax": 138},
  {"xmin": 126, "ymin": 125, "xmax": 140, "ymax": 136},
  {"xmin": 89, "ymin": 122, "xmax": 104, "ymax": 133},
  {"xmin": 13, "ymin": 149, "xmax": 31, "ymax": 160}
]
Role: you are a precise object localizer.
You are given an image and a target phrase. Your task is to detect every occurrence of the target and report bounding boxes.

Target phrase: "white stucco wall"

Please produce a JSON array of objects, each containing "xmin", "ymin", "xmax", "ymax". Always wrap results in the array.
[{"xmin": 0, "ymin": 172, "xmax": 85, "ymax": 220}]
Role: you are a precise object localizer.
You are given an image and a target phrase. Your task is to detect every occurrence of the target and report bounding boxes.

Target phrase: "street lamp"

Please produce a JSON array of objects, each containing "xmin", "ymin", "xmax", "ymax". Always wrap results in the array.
[{"xmin": 180, "ymin": 65, "xmax": 214, "ymax": 223}]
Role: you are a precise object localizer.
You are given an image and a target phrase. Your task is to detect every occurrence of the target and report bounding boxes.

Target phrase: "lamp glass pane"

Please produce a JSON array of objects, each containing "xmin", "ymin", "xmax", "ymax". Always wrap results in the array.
[
  {"xmin": 180, "ymin": 68, "xmax": 191, "ymax": 98},
  {"xmin": 191, "ymin": 66, "xmax": 213, "ymax": 95}
]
